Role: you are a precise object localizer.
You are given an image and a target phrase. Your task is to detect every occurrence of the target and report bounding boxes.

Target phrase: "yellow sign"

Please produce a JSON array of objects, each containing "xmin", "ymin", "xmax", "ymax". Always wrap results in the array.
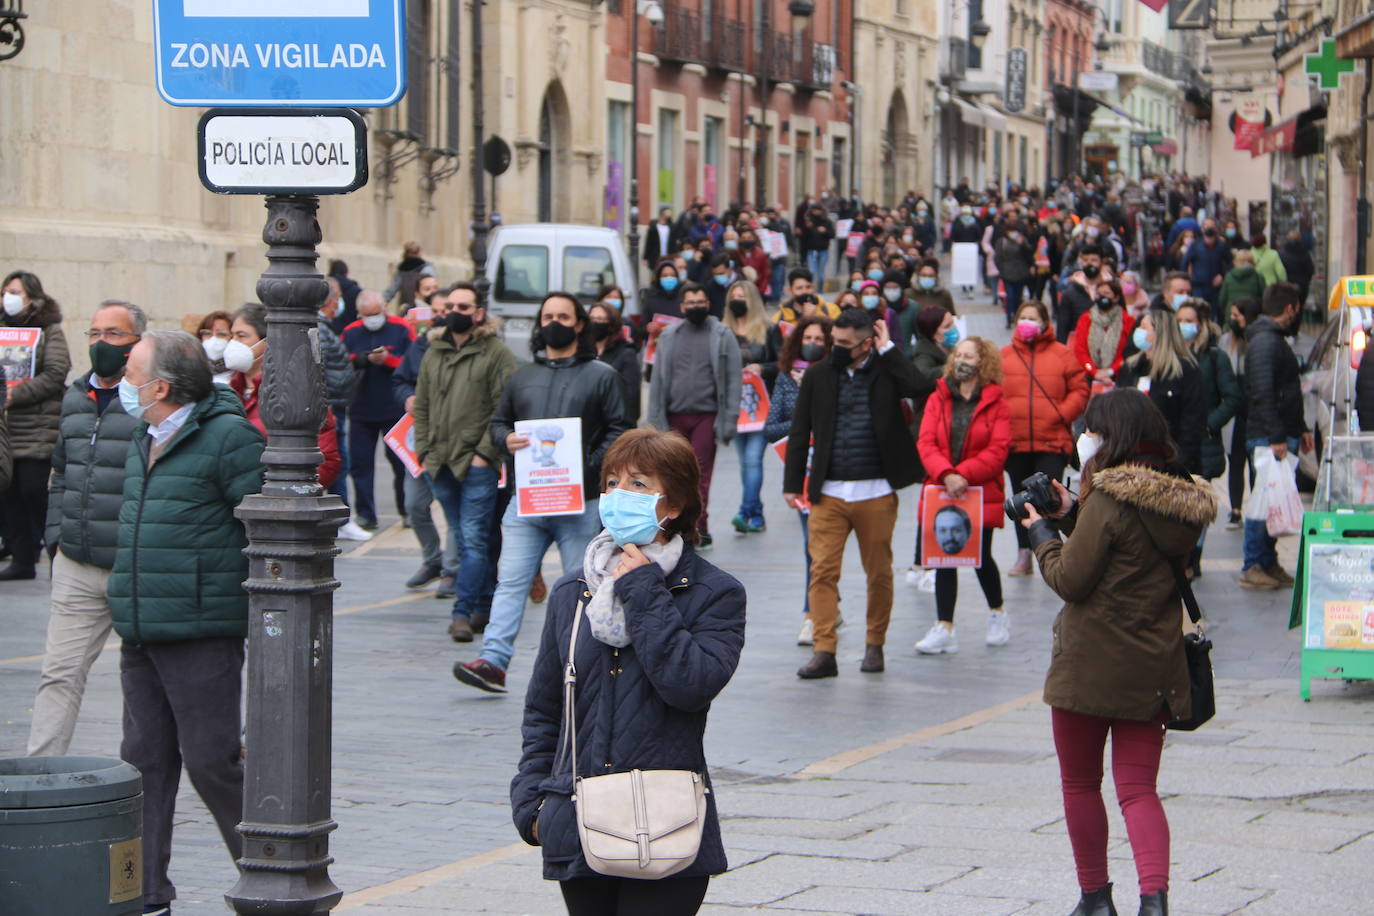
[
  {"xmin": 109, "ymin": 837, "xmax": 142, "ymax": 904},
  {"xmin": 1340, "ymin": 276, "xmax": 1374, "ymax": 308},
  {"xmin": 1323, "ymin": 601, "xmax": 1374, "ymax": 651}
]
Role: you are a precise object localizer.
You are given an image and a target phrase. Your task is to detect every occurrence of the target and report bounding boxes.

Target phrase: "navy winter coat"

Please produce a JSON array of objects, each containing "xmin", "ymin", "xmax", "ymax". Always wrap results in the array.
[{"xmin": 510, "ymin": 548, "xmax": 747, "ymax": 882}]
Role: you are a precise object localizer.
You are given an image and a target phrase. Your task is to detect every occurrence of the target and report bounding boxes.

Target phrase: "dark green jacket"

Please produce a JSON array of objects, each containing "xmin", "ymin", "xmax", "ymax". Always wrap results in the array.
[
  {"xmin": 46, "ymin": 377, "xmax": 141, "ymax": 569},
  {"xmin": 107, "ymin": 387, "xmax": 266, "ymax": 643},
  {"xmin": 1218, "ymin": 266, "xmax": 1265, "ymax": 315},
  {"xmin": 413, "ymin": 320, "xmax": 518, "ymax": 480},
  {"xmin": 1195, "ymin": 342, "xmax": 1243, "ymax": 480}
]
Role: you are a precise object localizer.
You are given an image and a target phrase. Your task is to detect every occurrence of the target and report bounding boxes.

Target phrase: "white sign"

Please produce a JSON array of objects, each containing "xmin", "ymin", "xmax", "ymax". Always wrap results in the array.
[
  {"xmin": 1079, "ymin": 71, "xmax": 1119, "ymax": 91},
  {"xmin": 184, "ymin": 0, "xmax": 370, "ymax": 16},
  {"xmin": 197, "ymin": 109, "xmax": 367, "ymax": 194},
  {"xmin": 513, "ymin": 417, "xmax": 586, "ymax": 517}
]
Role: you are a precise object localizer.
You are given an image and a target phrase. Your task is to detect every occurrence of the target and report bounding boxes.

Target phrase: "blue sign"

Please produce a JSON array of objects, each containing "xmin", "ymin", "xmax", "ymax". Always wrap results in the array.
[{"xmin": 152, "ymin": 1, "xmax": 406, "ymax": 108}]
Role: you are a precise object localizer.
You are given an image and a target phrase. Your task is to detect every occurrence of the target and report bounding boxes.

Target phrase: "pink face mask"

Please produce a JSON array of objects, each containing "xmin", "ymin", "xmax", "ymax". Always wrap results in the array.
[
  {"xmin": 1016, "ymin": 320, "xmax": 1042, "ymax": 342},
  {"xmin": 1121, "ymin": 280, "xmax": 1138, "ymax": 297}
]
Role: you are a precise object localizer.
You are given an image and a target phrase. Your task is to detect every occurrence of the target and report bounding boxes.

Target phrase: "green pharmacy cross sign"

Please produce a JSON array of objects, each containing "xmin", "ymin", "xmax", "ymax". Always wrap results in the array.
[{"xmin": 1305, "ymin": 39, "xmax": 1355, "ymax": 91}]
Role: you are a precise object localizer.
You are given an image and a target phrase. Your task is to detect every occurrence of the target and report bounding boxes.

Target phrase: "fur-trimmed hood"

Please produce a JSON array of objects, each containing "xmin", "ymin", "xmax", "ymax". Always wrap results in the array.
[
  {"xmin": 1, "ymin": 295, "xmax": 62, "ymax": 329},
  {"xmin": 426, "ymin": 313, "xmax": 503, "ymax": 346},
  {"xmin": 1092, "ymin": 463, "xmax": 1217, "ymax": 555}
]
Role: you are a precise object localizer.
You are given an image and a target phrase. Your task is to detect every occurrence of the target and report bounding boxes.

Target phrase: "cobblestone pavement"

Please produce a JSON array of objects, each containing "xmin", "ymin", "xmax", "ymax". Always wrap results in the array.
[{"xmin": 2, "ymin": 300, "xmax": 1366, "ymax": 915}]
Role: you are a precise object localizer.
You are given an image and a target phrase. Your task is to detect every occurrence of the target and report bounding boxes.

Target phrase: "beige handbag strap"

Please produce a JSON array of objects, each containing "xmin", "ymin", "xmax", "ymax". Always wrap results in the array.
[{"xmin": 562, "ymin": 600, "xmax": 586, "ymax": 785}]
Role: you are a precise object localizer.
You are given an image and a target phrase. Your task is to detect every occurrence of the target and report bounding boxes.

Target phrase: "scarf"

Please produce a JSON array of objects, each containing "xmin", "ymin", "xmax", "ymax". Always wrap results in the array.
[
  {"xmin": 581, "ymin": 531, "xmax": 685, "ymax": 647},
  {"xmin": 1086, "ymin": 304, "xmax": 1123, "ymax": 371}
]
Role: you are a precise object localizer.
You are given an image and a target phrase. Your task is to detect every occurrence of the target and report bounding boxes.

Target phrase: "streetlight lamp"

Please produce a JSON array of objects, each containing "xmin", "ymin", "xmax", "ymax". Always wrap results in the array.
[
  {"xmin": 628, "ymin": 0, "xmax": 664, "ymax": 287},
  {"xmin": 757, "ymin": 0, "xmax": 814, "ymax": 208},
  {"xmin": 470, "ymin": 0, "xmax": 492, "ymax": 307},
  {"xmin": 0, "ymin": 0, "xmax": 27, "ymax": 62},
  {"xmin": 971, "ymin": 19, "xmax": 991, "ymax": 52}
]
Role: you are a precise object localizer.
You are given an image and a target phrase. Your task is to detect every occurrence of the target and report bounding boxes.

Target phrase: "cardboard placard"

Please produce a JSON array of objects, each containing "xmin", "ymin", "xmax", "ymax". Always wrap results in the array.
[
  {"xmin": 514, "ymin": 417, "xmax": 586, "ymax": 517},
  {"xmin": 845, "ymin": 232, "xmax": 865, "ymax": 258},
  {"xmin": 383, "ymin": 413, "xmax": 423, "ymax": 478},
  {"xmin": 642, "ymin": 314, "xmax": 683, "ymax": 365},
  {"xmin": 920, "ymin": 484, "xmax": 984, "ymax": 568},
  {"xmin": 0, "ymin": 327, "xmax": 41, "ymax": 387},
  {"xmin": 738, "ymin": 369, "xmax": 771, "ymax": 433}
]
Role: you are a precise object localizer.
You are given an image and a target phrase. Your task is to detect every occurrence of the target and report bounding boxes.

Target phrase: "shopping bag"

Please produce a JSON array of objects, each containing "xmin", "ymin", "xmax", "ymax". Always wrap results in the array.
[{"xmin": 1245, "ymin": 448, "xmax": 1303, "ymax": 537}]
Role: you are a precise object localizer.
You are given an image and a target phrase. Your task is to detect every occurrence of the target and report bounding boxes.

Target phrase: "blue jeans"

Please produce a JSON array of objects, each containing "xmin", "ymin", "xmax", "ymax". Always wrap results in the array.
[
  {"xmin": 1242, "ymin": 436, "xmax": 1300, "ymax": 571},
  {"xmin": 427, "ymin": 464, "xmax": 500, "ymax": 619},
  {"xmin": 404, "ymin": 471, "xmax": 458, "ymax": 576},
  {"xmin": 807, "ymin": 248, "xmax": 829, "ymax": 283},
  {"xmin": 1003, "ymin": 281, "xmax": 1025, "ymax": 321},
  {"xmin": 769, "ymin": 260, "xmax": 787, "ymax": 304},
  {"xmin": 734, "ymin": 431, "xmax": 766, "ymax": 520},
  {"xmin": 479, "ymin": 498, "xmax": 602, "ymax": 671}
]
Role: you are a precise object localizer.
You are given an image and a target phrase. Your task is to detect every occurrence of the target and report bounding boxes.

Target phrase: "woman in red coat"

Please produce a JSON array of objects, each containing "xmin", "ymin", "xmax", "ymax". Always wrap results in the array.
[
  {"xmin": 1071, "ymin": 278, "xmax": 1133, "ymax": 385},
  {"xmin": 1001, "ymin": 300, "xmax": 1091, "ymax": 576},
  {"xmin": 916, "ymin": 336, "xmax": 1012, "ymax": 653}
]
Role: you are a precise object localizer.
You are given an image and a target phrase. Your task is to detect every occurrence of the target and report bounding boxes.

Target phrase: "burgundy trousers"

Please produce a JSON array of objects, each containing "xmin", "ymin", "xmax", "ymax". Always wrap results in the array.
[{"xmin": 667, "ymin": 412, "xmax": 717, "ymax": 533}]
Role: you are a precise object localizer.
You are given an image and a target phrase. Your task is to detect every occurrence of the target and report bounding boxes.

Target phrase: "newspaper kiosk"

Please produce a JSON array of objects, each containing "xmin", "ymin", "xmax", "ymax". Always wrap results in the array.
[{"xmin": 1290, "ymin": 277, "xmax": 1374, "ymax": 699}]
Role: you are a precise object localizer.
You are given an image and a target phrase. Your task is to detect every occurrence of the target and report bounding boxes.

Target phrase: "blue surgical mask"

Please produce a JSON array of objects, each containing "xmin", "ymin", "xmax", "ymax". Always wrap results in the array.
[
  {"xmin": 599, "ymin": 488, "xmax": 664, "ymax": 547},
  {"xmin": 660, "ymin": 276, "xmax": 679, "ymax": 292},
  {"xmin": 861, "ymin": 295, "xmax": 881, "ymax": 310},
  {"xmin": 605, "ymin": 298, "xmax": 623, "ymax": 311},
  {"xmin": 868, "ymin": 269, "xmax": 884, "ymax": 281},
  {"xmin": 1133, "ymin": 327, "xmax": 1153, "ymax": 352},
  {"xmin": 1171, "ymin": 293, "xmax": 1188, "ymax": 310},
  {"xmin": 941, "ymin": 327, "xmax": 961, "ymax": 348},
  {"xmin": 713, "ymin": 274, "xmax": 731, "ymax": 287},
  {"xmin": 1179, "ymin": 321, "xmax": 1199, "ymax": 341},
  {"xmin": 851, "ymin": 281, "xmax": 864, "ymax": 292},
  {"xmin": 118, "ymin": 377, "xmax": 157, "ymax": 421},
  {"xmin": 918, "ymin": 276, "xmax": 937, "ymax": 290}
]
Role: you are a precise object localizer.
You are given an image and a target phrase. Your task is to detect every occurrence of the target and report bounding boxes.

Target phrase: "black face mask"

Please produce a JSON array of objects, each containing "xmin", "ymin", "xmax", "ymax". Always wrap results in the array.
[
  {"xmin": 799, "ymin": 342, "xmax": 825, "ymax": 363},
  {"xmin": 740, "ymin": 240, "xmax": 755, "ymax": 250},
  {"xmin": 728, "ymin": 299, "xmax": 749, "ymax": 318},
  {"xmin": 684, "ymin": 305, "xmax": 710, "ymax": 326},
  {"xmin": 1082, "ymin": 264, "xmax": 1101, "ymax": 280},
  {"xmin": 1095, "ymin": 297, "xmax": 1115, "ymax": 309},
  {"xmin": 89, "ymin": 340, "xmax": 135, "ymax": 378},
  {"xmin": 589, "ymin": 321, "xmax": 615, "ymax": 341},
  {"xmin": 445, "ymin": 311, "xmax": 474, "ymax": 336},
  {"xmin": 539, "ymin": 321, "xmax": 578, "ymax": 350},
  {"xmin": 830, "ymin": 344, "xmax": 856, "ymax": 369}
]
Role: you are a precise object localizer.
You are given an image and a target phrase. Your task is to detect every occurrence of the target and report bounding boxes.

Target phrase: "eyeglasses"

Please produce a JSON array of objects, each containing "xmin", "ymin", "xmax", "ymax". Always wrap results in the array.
[{"xmin": 86, "ymin": 329, "xmax": 139, "ymax": 342}]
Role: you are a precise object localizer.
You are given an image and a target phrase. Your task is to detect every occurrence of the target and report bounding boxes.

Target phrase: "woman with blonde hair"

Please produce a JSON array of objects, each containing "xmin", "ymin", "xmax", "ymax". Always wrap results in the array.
[
  {"xmin": 1115, "ymin": 307, "xmax": 1205, "ymax": 475},
  {"xmin": 915, "ymin": 336, "xmax": 1012, "ymax": 653},
  {"xmin": 723, "ymin": 280, "xmax": 778, "ymax": 533}
]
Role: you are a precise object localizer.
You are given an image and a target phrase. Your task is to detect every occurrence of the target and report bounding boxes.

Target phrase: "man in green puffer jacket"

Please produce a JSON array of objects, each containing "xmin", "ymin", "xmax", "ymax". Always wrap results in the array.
[
  {"xmin": 106, "ymin": 330, "xmax": 265, "ymax": 915},
  {"xmin": 27, "ymin": 300, "xmax": 145, "ymax": 757}
]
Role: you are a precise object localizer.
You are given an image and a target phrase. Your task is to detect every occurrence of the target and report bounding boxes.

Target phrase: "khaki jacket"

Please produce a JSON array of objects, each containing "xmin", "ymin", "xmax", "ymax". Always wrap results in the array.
[{"xmin": 412, "ymin": 319, "xmax": 518, "ymax": 480}]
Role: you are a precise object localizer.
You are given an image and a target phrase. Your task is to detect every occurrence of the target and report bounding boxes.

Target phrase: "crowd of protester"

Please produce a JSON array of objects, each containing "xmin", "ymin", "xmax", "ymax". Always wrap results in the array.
[{"xmin": 0, "ymin": 170, "xmax": 1330, "ymax": 915}]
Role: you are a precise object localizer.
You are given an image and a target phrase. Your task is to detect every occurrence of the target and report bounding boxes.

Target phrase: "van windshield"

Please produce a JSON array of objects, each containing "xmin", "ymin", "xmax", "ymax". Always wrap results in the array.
[
  {"xmin": 564, "ymin": 246, "xmax": 616, "ymax": 301},
  {"xmin": 495, "ymin": 245, "xmax": 549, "ymax": 303}
]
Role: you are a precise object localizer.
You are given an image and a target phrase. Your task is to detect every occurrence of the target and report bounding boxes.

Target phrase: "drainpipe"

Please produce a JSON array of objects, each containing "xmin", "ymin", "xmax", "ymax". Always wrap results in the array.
[{"xmin": 1358, "ymin": 58, "xmax": 1371, "ymax": 275}]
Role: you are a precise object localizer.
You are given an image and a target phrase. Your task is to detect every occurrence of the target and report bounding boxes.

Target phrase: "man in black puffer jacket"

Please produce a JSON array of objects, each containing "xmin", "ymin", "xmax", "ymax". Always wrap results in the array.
[
  {"xmin": 454, "ymin": 292, "xmax": 629, "ymax": 694},
  {"xmin": 28, "ymin": 300, "xmax": 145, "ymax": 756},
  {"xmin": 784, "ymin": 309, "xmax": 932, "ymax": 679}
]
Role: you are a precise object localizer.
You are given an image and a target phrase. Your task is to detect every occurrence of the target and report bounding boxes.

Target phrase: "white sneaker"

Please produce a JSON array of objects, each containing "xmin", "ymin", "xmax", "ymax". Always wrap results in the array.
[
  {"xmin": 904, "ymin": 566, "xmax": 922, "ymax": 587},
  {"xmin": 918, "ymin": 569, "xmax": 937, "ymax": 593},
  {"xmin": 986, "ymin": 610, "xmax": 1010, "ymax": 647},
  {"xmin": 337, "ymin": 520, "xmax": 374, "ymax": 541},
  {"xmin": 915, "ymin": 623, "xmax": 959, "ymax": 654},
  {"xmin": 797, "ymin": 617, "xmax": 814, "ymax": 646}
]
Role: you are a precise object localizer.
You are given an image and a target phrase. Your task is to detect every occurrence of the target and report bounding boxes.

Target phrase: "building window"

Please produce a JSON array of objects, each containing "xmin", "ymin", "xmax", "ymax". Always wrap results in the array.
[
  {"xmin": 406, "ymin": 0, "xmax": 432, "ymax": 143},
  {"xmin": 1019, "ymin": 135, "xmax": 1027, "ymax": 188},
  {"xmin": 607, "ymin": 101, "xmax": 631, "ymax": 230},
  {"xmin": 657, "ymin": 109, "xmax": 679, "ymax": 210},
  {"xmin": 895, "ymin": 0, "xmax": 907, "ymax": 15},
  {"xmin": 832, "ymin": 136, "xmax": 847, "ymax": 197},
  {"xmin": 968, "ymin": 0, "xmax": 984, "ymax": 70},
  {"xmin": 704, "ymin": 116, "xmax": 723, "ymax": 210}
]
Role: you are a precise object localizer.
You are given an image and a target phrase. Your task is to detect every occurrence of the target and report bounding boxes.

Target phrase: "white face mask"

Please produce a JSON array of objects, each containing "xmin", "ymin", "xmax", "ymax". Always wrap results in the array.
[
  {"xmin": 2, "ymin": 291, "xmax": 24, "ymax": 316},
  {"xmin": 1076, "ymin": 432, "xmax": 1101, "ymax": 468},
  {"xmin": 222, "ymin": 339, "xmax": 257, "ymax": 374},
  {"xmin": 202, "ymin": 336, "xmax": 229, "ymax": 361},
  {"xmin": 362, "ymin": 313, "xmax": 386, "ymax": 332}
]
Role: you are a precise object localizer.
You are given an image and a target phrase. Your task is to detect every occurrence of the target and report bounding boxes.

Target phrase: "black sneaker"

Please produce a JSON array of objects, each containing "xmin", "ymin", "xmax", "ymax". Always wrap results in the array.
[
  {"xmin": 143, "ymin": 904, "xmax": 171, "ymax": 916},
  {"xmin": 0, "ymin": 564, "xmax": 36, "ymax": 581},
  {"xmin": 697, "ymin": 532, "xmax": 714, "ymax": 551},
  {"xmin": 453, "ymin": 659, "xmax": 507, "ymax": 693},
  {"xmin": 405, "ymin": 563, "xmax": 442, "ymax": 589}
]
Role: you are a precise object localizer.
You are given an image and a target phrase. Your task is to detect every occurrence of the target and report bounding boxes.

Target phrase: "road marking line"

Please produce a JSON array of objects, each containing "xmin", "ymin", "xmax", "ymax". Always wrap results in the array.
[
  {"xmin": 340, "ymin": 521, "xmax": 407, "ymax": 559},
  {"xmin": 0, "ymin": 593, "xmax": 430, "ymax": 667},
  {"xmin": 792, "ymin": 689, "xmax": 1043, "ymax": 778},
  {"xmin": 334, "ymin": 842, "xmax": 534, "ymax": 910}
]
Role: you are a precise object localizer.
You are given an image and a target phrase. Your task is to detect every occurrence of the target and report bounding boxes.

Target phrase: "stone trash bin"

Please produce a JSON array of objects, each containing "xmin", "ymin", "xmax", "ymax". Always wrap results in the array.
[{"xmin": 0, "ymin": 757, "xmax": 143, "ymax": 916}]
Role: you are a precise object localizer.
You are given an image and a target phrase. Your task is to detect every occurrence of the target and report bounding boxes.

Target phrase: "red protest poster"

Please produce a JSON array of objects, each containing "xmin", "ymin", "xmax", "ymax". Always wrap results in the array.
[
  {"xmin": 738, "ymin": 369, "xmax": 770, "ymax": 433},
  {"xmin": 0, "ymin": 327, "xmax": 42, "ymax": 387},
  {"xmin": 845, "ymin": 232, "xmax": 864, "ymax": 259},
  {"xmin": 514, "ymin": 417, "xmax": 586, "ymax": 517},
  {"xmin": 772, "ymin": 436, "xmax": 812, "ymax": 512},
  {"xmin": 383, "ymin": 414, "xmax": 423, "ymax": 478},
  {"xmin": 920, "ymin": 484, "xmax": 984, "ymax": 568},
  {"xmin": 777, "ymin": 320, "xmax": 796, "ymax": 340},
  {"xmin": 642, "ymin": 314, "xmax": 683, "ymax": 365}
]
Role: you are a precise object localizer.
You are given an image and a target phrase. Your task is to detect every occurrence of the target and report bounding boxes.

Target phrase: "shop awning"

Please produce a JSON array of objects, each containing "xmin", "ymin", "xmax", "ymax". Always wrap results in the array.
[
  {"xmin": 952, "ymin": 98, "xmax": 1008, "ymax": 132},
  {"xmin": 1150, "ymin": 138, "xmax": 1178, "ymax": 156},
  {"xmin": 1250, "ymin": 105, "xmax": 1327, "ymax": 159},
  {"xmin": 1336, "ymin": 12, "xmax": 1374, "ymax": 59}
]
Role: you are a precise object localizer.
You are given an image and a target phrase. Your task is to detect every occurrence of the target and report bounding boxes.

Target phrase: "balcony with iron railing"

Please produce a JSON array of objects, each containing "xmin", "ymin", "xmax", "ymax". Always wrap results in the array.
[
  {"xmin": 650, "ymin": 7, "xmax": 704, "ymax": 65},
  {"xmin": 706, "ymin": 13, "xmax": 746, "ymax": 71}
]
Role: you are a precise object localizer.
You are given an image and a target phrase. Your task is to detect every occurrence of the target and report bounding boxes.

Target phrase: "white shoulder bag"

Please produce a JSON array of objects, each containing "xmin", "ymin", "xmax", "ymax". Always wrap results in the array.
[{"xmin": 562, "ymin": 599, "xmax": 709, "ymax": 879}]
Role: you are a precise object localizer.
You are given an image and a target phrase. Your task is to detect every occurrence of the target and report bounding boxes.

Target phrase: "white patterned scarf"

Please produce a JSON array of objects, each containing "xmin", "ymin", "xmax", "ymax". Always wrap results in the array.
[{"xmin": 581, "ymin": 531, "xmax": 685, "ymax": 647}]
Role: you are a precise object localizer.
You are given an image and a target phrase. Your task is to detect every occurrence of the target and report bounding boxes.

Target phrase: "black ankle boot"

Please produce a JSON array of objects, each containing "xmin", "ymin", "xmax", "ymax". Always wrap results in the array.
[
  {"xmin": 1138, "ymin": 891, "xmax": 1167, "ymax": 916},
  {"xmin": 1068, "ymin": 883, "xmax": 1118, "ymax": 916}
]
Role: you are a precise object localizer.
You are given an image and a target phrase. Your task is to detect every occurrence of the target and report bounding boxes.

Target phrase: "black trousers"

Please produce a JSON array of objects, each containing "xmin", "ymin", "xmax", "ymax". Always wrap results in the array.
[
  {"xmin": 1005, "ymin": 451, "xmax": 1070, "ymax": 549},
  {"xmin": 3, "ymin": 456, "xmax": 51, "ymax": 568},
  {"xmin": 935, "ymin": 528, "xmax": 1003, "ymax": 622},
  {"xmin": 1228, "ymin": 415, "xmax": 1253, "ymax": 512},
  {"xmin": 560, "ymin": 875, "xmax": 709, "ymax": 916},
  {"xmin": 120, "ymin": 638, "xmax": 245, "ymax": 905}
]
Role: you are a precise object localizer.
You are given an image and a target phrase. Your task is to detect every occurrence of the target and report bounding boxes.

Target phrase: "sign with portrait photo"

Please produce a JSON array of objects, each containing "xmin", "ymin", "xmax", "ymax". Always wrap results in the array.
[
  {"xmin": 738, "ymin": 369, "xmax": 770, "ymax": 433},
  {"xmin": 920, "ymin": 484, "xmax": 984, "ymax": 568},
  {"xmin": 0, "ymin": 327, "xmax": 42, "ymax": 388},
  {"xmin": 513, "ymin": 416, "xmax": 585, "ymax": 517}
]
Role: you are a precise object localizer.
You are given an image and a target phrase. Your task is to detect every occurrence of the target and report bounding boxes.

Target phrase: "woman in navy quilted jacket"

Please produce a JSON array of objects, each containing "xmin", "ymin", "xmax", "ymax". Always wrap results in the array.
[{"xmin": 511, "ymin": 428, "xmax": 747, "ymax": 915}]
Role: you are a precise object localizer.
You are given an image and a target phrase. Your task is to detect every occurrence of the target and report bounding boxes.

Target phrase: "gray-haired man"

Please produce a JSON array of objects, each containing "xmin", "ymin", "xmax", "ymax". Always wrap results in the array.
[
  {"xmin": 106, "ymin": 330, "xmax": 265, "ymax": 914},
  {"xmin": 27, "ymin": 299, "xmax": 145, "ymax": 756}
]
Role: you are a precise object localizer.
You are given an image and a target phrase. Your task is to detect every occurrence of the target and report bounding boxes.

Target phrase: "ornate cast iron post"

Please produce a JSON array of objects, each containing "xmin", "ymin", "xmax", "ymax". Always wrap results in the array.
[{"xmin": 226, "ymin": 195, "xmax": 348, "ymax": 915}]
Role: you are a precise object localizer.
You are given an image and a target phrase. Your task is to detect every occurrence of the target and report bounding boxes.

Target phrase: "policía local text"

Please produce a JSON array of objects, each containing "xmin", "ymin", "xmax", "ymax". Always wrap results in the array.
[
  {"xmin": 208, "ymin": 138, "xmax": 352, "ymax": 168},
  {"xmin": 169, "ymin": 43, "xmax": 387, "ymax": 69}
]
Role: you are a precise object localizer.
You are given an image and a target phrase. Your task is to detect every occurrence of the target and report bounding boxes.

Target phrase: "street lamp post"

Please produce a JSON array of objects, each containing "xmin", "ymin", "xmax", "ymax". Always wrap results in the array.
[
  {"xmin": 628, "ymin": 1, "xmax": 663, "ymax": 287},
  {"xmin": 225, "ymin": 194, "xmax": 348, "ymax": 915},
  {"xmin": 470, "ymin": 0, "xmax": 491, "ymax": 305}
]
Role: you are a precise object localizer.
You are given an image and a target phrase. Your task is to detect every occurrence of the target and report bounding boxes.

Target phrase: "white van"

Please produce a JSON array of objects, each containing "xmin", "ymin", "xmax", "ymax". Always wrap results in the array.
[{"xmin": 483, "ymin": 224, "xmax": 639, "ymax": 355}]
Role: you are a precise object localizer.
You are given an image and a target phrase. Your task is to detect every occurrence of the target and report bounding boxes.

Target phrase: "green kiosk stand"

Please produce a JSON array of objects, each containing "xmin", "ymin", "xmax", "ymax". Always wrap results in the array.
[{"xmin": 1289, "ymin": 276, "xmax": 1374, "ymax": 699}]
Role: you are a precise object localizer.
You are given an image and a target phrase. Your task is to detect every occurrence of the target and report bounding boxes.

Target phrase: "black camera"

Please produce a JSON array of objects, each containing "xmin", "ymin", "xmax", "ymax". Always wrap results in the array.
[{"xmin": 1004, "ymin": 472, "xmax": 1059, "ymax": 523}]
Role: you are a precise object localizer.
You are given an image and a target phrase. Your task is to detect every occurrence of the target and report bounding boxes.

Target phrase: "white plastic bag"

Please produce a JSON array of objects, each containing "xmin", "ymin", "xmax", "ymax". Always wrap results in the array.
[{"xmin": 1246, "ymin": 448, "xmax": 1303, "ymax": 537}]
